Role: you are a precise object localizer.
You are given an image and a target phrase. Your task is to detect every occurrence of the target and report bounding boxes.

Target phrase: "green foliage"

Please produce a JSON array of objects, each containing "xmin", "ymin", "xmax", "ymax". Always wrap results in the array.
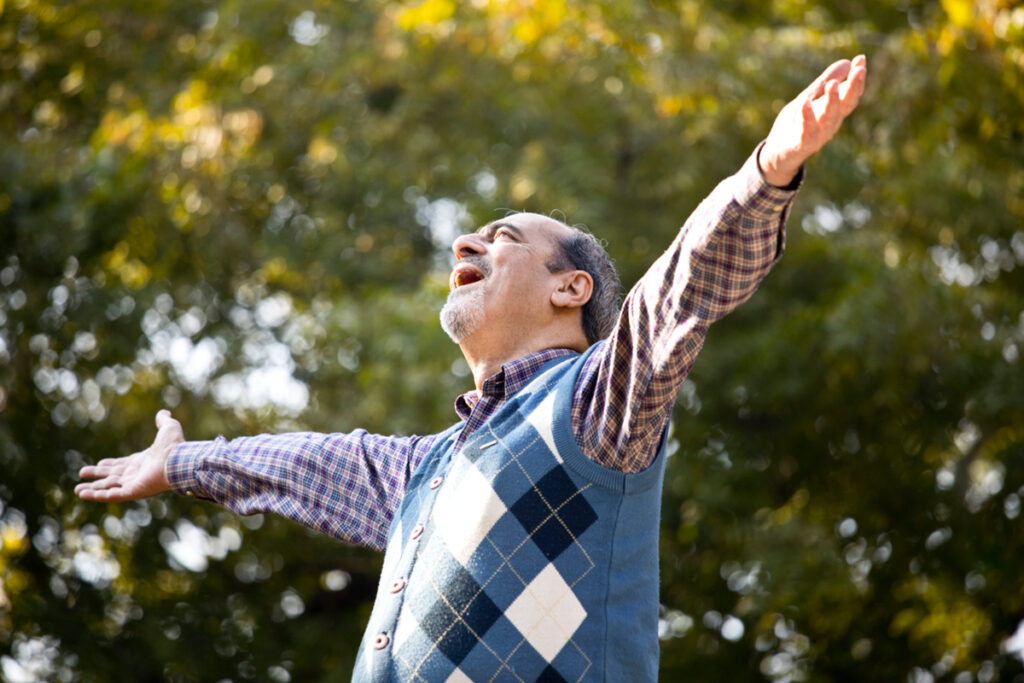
[{"xmin": 1, "ymin": 0, "xmax": 1022, "ymax": 680}]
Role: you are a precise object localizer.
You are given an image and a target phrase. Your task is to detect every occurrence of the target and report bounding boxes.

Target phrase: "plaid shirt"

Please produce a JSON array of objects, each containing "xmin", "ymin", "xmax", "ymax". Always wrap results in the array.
[{"xmin": 167, "ymin": 145, "xmax": 798, "ymax": 552}]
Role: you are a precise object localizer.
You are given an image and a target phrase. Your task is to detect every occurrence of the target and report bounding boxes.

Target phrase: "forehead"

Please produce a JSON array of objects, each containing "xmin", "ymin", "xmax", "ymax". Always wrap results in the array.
[{"xmin": 477, "ymin": 213, "xmax": 572, "ymax": 244}]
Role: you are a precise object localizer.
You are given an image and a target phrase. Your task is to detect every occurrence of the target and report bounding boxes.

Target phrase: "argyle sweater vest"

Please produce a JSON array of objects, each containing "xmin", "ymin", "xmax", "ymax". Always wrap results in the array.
[{"xmin": 353, "ymin": 347, "xmax": 668, "ymax": 682}]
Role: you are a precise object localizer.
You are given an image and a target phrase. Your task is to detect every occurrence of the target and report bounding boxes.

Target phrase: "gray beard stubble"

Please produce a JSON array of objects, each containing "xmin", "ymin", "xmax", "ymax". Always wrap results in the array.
[{"xmin": 440, "ymin": 283, "xmax": 485, "ymax": 343}]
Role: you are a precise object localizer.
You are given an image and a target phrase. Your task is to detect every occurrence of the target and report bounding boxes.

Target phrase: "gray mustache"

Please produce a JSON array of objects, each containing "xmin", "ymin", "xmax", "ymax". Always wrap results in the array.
[{"xmin": 458, "ymin": 257, "xmax": 491, "ymax": 279}]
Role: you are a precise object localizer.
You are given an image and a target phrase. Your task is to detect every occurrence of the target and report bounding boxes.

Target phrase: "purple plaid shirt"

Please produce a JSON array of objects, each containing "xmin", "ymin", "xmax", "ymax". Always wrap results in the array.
[{"xmin": 167, "ymin": 145, "xmax": 798, "ymax": 552}]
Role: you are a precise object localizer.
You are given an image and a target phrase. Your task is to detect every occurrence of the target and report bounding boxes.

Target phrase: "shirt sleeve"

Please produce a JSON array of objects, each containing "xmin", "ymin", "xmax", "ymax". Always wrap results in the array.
[
  {"xmin": 574, "ymin": 143, "xmax": 801, "ymax": 473},
  {"xmin": 166, "ymin": 429, "xmax": 440, "ymax": 552}
]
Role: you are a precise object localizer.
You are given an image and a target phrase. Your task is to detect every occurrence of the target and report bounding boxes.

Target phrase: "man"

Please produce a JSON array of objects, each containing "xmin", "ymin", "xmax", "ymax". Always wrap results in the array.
[{"xmin": 77, "ymin": 56, "xmax": 867, "ymax": 681}]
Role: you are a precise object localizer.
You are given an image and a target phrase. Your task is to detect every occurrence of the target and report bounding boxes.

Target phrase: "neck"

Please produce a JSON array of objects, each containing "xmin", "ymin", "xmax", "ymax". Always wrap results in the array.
[{"xmin": 459, "ymin": 327, "xmax": 588, "ymax": 392}]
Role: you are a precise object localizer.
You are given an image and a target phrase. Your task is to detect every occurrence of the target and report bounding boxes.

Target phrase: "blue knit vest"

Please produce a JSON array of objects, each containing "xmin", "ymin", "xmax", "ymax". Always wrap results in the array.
[{"xmin": 353, "ymin": 346, "xmax": 667, "ymax": 681}]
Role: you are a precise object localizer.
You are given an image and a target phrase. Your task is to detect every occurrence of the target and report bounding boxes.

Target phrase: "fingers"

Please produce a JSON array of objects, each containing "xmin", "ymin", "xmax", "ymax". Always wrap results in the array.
[
  {"xmin": 76, "ymin": 456, "xmax": 128, "ymax": 501},
  {"xmin": 79, "ymin": 459, "xmax": 122, "ymax": 480},
  {"xmin": 838, "ymin": 56, "xmax": 867, "ymax": 115},
  {"xmin": 75, "ymin": 475, "xmax": 112, "ymax": 497},
  {"xmin": 801, "ymin": 93, "xmax": 820, "ymax": 133},
  {"xmin": 803, "ymin": 58, "xmax": 852, "ymax": 100},
  {"xmin": 75, "ymin": 478, "xmax": 118, "ymax": 495},
  {"xmin": 155, "ymin": 409, "xmax": 173, "ymax": 429},
  {"xmin": 808, "ymin": 56, "xmax": 866, "ymax": 126},
  {"xmin": 76, "ymin": 459, "xmax": 125, "ymax": 488},
  {"xmin": 76, "ymin": 484, "xmax": 129, "ymax": 503},
  {"xmin": 805, "ymin": 54, "xmax": 867, "ymax": 111},
  {"xmin": 78, "ymin": 465, "xmax": 105, "ymax": 481},
  {"xmin": 808, "ymin": 80, "xmax": 839, "ymax": 125},
  {"xmin": 824, "ymin": 80, "xmax": 841, "ymax": 125}
]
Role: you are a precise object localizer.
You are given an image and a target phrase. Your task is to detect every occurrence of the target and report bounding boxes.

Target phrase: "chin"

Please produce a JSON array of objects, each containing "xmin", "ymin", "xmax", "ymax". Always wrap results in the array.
[{"xmin": 440, "ymin": 285, "xmax": 485, "ymax": 343}]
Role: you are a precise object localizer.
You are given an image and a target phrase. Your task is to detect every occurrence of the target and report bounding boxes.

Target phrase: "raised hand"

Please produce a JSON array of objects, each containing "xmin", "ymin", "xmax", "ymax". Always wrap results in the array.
[
  {"xmin": 75, "ymin": 410, "xmax": 182, "ymax": 502},
  {"xmin": 759, "ymin": 55, "xmax": 868, "ymax": 187}
]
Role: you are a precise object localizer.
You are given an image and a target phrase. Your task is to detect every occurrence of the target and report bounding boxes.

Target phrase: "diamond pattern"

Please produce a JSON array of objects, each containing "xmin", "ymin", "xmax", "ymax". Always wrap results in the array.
[
  {"xmin": 392, "ymin": 602, "xmax": 418, "ymax": 652},
  {"xmin": 504, "ymin": 564, "xmax": 587, "ymax": 663},
  {"xmin": 472, "ymin": 534, "xmax": 547, "ymax": 608},
  {"xmin": 538, "ymin": 665, "xmax": 570, "ymax": 683},
  {"xmin": 433, "ymin": 463, "xmax": 507, "ymax": 565},
  {"xmin": 526, "ymin": 391, "xmax": 560, "ymax": 462},
  {"xmin": 444, "ymin": 668, "xmax": 474, "ymax": 683},
  {"xmin": 420, "ymin": 564, "xmax": 502, "ymax": 665},
  {"xmin": 367, "ymin": 358, "xmax": 608, "ymax": 682},
  {"xmin": 510, "ymin": 466, "xmax": 598, "ymax": 561}
]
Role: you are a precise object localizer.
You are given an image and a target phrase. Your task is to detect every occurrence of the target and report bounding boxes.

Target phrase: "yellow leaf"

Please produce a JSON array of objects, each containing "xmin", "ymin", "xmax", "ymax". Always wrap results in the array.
[
  {"xmin": 656, "ymin": 95, "xmax": 684, "ymax": 118},
  {"xmin": 1, "ymin": 526, "xmax": 26, "ymax": 554},
  {"xmin": 397, "ymin": 0, "xmax": 456, "ymax": 31},
  {"xmin": 941, "ymin": 0, "xmax": 973, "ymax": 29},
  {"xmin": 513, "ymin": 18, "xmax": 540, "ymax": 44},
  {"xmin": 307, "ymin": 137, "xmax": 338, "ymax": 165}
]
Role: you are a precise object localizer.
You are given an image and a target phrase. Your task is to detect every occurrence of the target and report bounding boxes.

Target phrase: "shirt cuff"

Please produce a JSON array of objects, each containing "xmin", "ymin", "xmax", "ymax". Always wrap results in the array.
[
  {"xmin": 733, "ymin": 141, "xmax": 804, "ymax": 219},
  {"xmin": 166, "ymin": 439, "xmax": 219, "ymax": 499}
]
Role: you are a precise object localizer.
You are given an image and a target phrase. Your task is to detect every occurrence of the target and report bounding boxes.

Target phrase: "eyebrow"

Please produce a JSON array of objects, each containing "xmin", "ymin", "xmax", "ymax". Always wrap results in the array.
[{"xmin": 478, "ymin": 222, "xmax": 526, "ymax": 240}]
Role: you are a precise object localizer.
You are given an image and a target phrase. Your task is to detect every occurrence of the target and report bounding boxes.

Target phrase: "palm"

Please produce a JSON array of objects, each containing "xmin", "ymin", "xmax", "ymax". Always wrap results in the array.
[
  {"xmin": 75, "ymin": 411, "xmax": 183, "ymax": 502},
  {"xmin": 759, "ymin": 55, "xmax": 867, "ymax": 186}
]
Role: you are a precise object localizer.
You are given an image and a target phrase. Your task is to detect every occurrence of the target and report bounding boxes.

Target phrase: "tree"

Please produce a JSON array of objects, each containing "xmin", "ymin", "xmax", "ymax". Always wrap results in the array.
[{"xmin": 2, "ymin": 0, "xmax": 1022, "ymax": 680}]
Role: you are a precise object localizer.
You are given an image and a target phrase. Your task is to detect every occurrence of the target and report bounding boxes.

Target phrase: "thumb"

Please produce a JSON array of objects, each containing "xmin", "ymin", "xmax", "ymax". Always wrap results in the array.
[
  {"xmin": 155, "ymin": 409, "xmax": 173, "ymax": 429},
  {"xmin": 154, "ymin": 409, "xmax": 185, "ymax": 447}
]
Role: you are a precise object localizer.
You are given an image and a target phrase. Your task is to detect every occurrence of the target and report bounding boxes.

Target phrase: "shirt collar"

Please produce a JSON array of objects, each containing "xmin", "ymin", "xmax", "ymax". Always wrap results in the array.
[{"xmin": 454, "ymin": 347, "xmax": 578, "ymax": 421}]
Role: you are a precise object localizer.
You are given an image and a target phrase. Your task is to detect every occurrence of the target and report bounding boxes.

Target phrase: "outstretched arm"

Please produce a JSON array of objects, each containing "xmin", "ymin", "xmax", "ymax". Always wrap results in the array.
[
  {"xmin": 575, "ymin": 55, "xmax": 868, "ymax": 473},
  {"xmin": 76, "ymin": 410, "xmax": 441, "ymax": 551},
  {"xmin": 75, "ymin": 410, "xmax": 179, "ymax": 502}
]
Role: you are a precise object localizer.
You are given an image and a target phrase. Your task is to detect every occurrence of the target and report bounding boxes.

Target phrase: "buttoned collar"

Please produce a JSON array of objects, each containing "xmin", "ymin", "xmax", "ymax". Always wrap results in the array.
[{"xmin": 454, "ymin": 348, "xmax": 578, "ymax": 421}]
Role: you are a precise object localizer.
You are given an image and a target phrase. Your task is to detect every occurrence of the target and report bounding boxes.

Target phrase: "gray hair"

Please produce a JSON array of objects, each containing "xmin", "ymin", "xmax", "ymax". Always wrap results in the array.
[{"xmin": 546, "ymin": 226, "xmax": 621, "ymax": 345}]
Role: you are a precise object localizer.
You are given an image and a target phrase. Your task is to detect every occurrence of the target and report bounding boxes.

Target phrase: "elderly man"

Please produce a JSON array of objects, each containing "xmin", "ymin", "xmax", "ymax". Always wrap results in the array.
[{"xmin": 77, "ymin": 56, "xmax": 867, "ymax": 681}]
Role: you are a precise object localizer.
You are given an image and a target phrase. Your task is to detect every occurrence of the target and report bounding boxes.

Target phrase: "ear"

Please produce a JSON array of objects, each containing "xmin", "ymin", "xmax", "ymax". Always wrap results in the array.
[{"xmin": 550, "ymin": 270, "xmax": 593, "ymax": 310}]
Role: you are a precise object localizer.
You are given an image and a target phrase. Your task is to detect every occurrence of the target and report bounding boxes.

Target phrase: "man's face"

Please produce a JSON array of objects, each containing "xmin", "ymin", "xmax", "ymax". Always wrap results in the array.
[{"xmin": 441, "ymin": 213, "xmax": 572, "ymax": 346}]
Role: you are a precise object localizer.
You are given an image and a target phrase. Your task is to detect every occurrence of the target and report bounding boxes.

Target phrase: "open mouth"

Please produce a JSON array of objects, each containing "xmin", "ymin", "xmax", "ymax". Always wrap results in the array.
[{"xmin": 451, "ymin": 264, "xmax": 485, "ymax": 290}]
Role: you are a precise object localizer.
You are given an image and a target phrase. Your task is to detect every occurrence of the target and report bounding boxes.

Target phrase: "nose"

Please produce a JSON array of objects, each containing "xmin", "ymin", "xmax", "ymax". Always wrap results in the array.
[{"xmin": 452, "ymin": 233, "xmax": 488, "ymax": 261}]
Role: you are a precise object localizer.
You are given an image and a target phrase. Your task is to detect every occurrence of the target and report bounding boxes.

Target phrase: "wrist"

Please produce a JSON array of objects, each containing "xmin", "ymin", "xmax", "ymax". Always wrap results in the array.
[
  {"xmin": 160, "ymin": 458, "xmax": 172, "ymax": 493},
  {"xmin": 757, "ymin": 143, "xmax": 803, "ymax": 189}
]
